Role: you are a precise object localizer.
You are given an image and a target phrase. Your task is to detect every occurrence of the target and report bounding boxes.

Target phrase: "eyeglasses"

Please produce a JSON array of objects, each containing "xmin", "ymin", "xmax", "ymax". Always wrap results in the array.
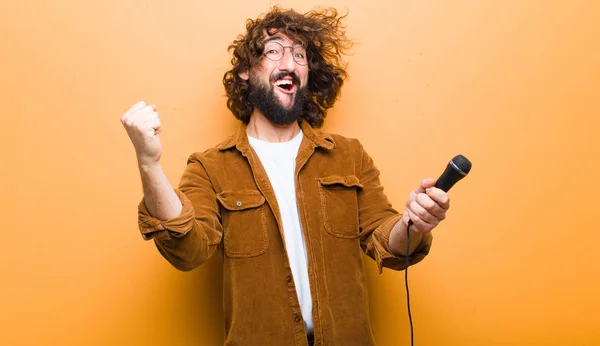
[{"xmin": 262, "ymin": 41, "xmax": 309, "ymax": 66}]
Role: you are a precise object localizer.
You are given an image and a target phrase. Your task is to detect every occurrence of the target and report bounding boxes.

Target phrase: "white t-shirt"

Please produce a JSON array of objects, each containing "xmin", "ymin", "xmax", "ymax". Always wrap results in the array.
[{"xmin": 248, "ymin": 131, "xmax": 313, "ymax": 333}]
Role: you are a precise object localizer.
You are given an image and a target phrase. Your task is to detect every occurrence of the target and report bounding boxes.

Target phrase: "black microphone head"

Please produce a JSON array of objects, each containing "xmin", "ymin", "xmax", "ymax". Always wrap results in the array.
[
  {"xmin": 451, "ymin": 154, "xmax": 472, "ymax": 175},
  {"xmin": 435, "ymin": 154, "xmax": 472, "ymax": 192}
]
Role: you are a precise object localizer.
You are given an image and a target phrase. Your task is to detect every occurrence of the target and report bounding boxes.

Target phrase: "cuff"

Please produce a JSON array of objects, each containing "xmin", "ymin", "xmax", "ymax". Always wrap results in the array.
[
  {"xmin": 370, "ymin": 214, "xmax": 433, "ymax": 273},
  {"xmin": 137, "ymin": 189, "xmax": 195, "ymax": 240}
]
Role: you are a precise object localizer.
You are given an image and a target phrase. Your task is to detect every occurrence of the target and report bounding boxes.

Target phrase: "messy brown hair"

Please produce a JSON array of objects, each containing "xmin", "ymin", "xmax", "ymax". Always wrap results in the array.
[{"xmin": 223, "ymin": 7, "xmax": 352, "ymax": 128}]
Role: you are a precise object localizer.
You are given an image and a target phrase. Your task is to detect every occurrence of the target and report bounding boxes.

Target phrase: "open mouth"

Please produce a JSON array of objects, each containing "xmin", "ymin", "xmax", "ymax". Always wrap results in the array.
[
  {"xmin": 275, "ymin": 79, "xmax": 294, "ymax": 91},
  {"xmin": 272, "ymin": 74, "xmax": 299, "ymax": 94}
]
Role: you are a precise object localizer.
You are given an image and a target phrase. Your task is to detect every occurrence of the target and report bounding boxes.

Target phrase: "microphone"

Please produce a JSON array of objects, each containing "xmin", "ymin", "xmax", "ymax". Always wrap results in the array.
[
  {"xmin": 404, "ymin": 154, "xmax": 471, "ymax": 346},
  {"xmin": 434, "ymin": 154, "xmax": 472, "ymax": 192},
  {"xmin": 407, "ymin": 155, "xmax": 472, "ymax": 226}
]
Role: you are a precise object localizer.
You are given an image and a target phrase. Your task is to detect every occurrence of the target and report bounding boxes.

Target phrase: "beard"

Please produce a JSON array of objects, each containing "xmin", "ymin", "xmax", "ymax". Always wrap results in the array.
[{"xmin": 247, "ymin": 72, "xmax": 308, "ymax": 125}]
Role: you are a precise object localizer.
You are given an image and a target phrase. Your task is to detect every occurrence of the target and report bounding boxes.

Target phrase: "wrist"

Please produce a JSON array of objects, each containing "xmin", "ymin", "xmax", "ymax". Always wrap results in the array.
[
  {"xmin": 406, "ymin": 224, "xmax": 424, "ymax": 247},
  {"xmin": 389, "ymin": 220, "xmax": 424, "ymax": 257},
  {"xmin": 137, "ymin": 156, "xmax": 161, "ymax": 172}
]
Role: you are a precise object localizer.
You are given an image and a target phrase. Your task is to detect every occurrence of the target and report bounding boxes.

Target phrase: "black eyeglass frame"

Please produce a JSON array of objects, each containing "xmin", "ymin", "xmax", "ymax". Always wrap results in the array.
[{"xmin": 262, "ymin": 41, "xmax": 310, "ymax": 66}]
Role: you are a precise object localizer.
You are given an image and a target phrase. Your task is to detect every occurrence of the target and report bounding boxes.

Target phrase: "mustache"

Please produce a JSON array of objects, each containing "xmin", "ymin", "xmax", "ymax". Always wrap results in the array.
[{"xmin": 270, "ymin": 72, "xmax": 301, "ymax": 86}]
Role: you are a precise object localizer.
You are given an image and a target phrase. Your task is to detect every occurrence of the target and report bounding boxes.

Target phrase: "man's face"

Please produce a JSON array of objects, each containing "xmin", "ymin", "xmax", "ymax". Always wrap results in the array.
[{"xmin": 244, "ymin": 33, "xmax": 310, "ymax": 125}]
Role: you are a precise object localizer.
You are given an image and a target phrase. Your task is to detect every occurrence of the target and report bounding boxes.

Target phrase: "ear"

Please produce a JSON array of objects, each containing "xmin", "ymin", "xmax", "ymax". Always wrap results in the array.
[{"xmin": 238, "ymin": 70, "xmax": 249, "ymax": 80}]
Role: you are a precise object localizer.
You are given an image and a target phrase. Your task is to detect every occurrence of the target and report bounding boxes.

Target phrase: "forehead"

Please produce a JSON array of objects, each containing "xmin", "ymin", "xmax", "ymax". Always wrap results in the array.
[{"xmin": 262, "ymin": 31, "xmax": 305, "ymax": 46}]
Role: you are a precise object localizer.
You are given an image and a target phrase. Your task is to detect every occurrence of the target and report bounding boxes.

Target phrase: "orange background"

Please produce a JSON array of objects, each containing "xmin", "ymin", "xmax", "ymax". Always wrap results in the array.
[{"xmin": 2, "ymin": 1, "xmax": 599, "ymax": 345}]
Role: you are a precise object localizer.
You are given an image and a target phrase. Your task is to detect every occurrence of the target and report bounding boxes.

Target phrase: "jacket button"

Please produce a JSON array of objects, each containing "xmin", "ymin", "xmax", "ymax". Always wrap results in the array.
[
  {"xmin": 236, "ymin": 200, "xmax": 242, "ymax": 207},
  {"xmin": 295, "ymin": 315, "xmax": 302, "ymax": 323},
  {"xmin": 286, "ymin": 275, "xmax": 292, "ymax": 283}
]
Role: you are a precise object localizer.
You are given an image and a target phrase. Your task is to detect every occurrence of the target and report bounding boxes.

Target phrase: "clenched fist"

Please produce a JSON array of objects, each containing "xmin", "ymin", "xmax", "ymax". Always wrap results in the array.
[
  {"xmin": 401, "ymin": 178, "xmax": 450, "ymax": 233},
  {"xmin": 121, "ymin": 101, "xmax": 163, "ymax": 166}
]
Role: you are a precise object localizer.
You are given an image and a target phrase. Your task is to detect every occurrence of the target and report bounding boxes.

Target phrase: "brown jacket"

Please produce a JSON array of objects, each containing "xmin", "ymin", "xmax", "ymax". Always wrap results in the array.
[{"xmin": 138, "ymin": 121, "xmax": 433, "ymax": 345}]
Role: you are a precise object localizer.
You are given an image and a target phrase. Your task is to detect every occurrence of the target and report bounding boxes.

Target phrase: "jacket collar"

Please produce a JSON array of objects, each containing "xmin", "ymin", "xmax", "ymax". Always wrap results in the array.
[{"xmin": 216, "ymin": 120, "xmax": 336, "ymax": 152}]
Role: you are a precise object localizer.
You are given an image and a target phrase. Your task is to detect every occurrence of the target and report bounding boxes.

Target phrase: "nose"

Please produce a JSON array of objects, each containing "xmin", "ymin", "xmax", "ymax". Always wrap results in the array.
[{"xmin": 278, "ymin": 47, "xmax": 296, "ymax": 72}]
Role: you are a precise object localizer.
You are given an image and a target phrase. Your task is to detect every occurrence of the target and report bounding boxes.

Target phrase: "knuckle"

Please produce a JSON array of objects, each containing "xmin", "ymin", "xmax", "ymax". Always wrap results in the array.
[
  {"xmin": 418, "ymin": 193, "xmax": 432, "ymax": 205},
  {"xmin": 409, "ymin": 213, "xmax": 420, "ymax": 223},
  {"xmin": 410, "ymin": 201, "xmax": 420, "ymax": 210}
]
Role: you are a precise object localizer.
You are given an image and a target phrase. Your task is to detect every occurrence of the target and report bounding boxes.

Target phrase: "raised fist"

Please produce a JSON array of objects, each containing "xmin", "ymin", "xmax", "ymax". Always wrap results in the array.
[{"xmin": 120, "ymin": 101, "xmax": 163, "ymax": 166}]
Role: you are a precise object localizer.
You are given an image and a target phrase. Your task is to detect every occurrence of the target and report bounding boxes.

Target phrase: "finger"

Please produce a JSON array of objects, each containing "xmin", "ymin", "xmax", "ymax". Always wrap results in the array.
[
  {"xmin": 121, "ymin": 101, "xmax": 146, "ymax": 123},
  {"xmin": 127, "ymin": 113, "xmax": 160, "ymax": 137},
  {"xmin": 142, "ymin": 112, "xmax": 161, "ymax": 135},
  {"xmin": 130, "ymin": 100, "xmax": 148, "ymax": 113},
  {"xmin": 416, "ymin": 193, "xmax": 446, "ymax": 220},
  {"xmin": 129, "ymin": 106, "xmax": 157, "ymax": 124},
  {"xmin": 141, "ymin": 108, "xmax": 159, "ymax": 122},
  {"xmin": 409, "ymin": 199, "xmax": 438, "ymax": 224},
  {"xmin": 123, "ymin": 105, "xmax": 154, "ymax": 127},
  {"xmin": 406, "ymin": 209, "xmax": 434, "ymax": 233},
  {"xmin": 144, "ymin": 117, "xmax": 162, "ymax": 134},
  {"xmin": 414, "ymin": 178, "xmax": 436, "ymax": 194},
  {"xmin": 425, "ymin": 187, "xmax": 450, "ymax": 209},
  {"xmin": 137, "ymin": 105, "xmax": 157, "ymax": 116}
]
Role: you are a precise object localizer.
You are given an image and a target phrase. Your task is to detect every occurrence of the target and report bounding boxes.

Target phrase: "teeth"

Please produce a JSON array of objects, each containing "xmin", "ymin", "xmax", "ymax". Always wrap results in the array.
[{"xmin": 275, "ymin": 80, "xmax": 293, "ymax": 86}]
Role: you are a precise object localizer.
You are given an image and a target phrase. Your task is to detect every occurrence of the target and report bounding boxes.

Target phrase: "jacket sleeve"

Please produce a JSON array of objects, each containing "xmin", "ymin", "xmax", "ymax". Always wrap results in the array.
[
  {"xmin": 137, "ymin": 154, "xmax": 223, "ymax": 271},
  {"xmin": 355, "ymin": 141, "xmax": 433, "ymax": 273}
]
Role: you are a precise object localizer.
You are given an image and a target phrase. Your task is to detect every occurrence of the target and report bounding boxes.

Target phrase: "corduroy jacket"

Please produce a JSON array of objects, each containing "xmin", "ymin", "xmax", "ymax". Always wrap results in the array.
[{"xmin": 138, "ymin": 121, "xmax": 433, "ymax": 345}]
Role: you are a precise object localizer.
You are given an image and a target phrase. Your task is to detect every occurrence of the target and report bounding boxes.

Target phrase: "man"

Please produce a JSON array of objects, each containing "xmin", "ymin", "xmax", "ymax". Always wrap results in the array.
[{"xmin": 121, "ymin": 7, "xmax": 449, "ymax": 346}]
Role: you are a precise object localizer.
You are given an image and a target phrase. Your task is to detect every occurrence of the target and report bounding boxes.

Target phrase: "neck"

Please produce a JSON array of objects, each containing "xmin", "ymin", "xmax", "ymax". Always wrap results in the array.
[{"xmin": 246, "ymin": 111, "xmax": 301, "ymax": 143}]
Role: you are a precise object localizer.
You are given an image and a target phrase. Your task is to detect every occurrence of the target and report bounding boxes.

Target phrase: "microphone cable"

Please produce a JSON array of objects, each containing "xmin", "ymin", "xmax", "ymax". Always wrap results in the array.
[
  {"xmin": 402, "ymin": 154, "xmax": 471, "ymax": 346},
  {"xmin": 405, "ymin": 221, "xmax": 414, "ymax": 346}
]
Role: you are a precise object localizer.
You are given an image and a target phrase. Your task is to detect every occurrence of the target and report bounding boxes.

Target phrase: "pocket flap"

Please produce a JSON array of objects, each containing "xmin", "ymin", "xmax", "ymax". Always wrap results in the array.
[
  {"xmin": 318, "ymin": 175, "xmax": 363, "ymax": 189},
  {"xmin": 217, "ymin": 190, "xmax": 266, "ymax": 211}
]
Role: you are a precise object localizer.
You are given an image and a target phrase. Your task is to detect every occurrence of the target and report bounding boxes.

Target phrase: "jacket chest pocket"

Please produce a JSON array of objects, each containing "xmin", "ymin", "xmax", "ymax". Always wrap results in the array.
[
  {"xmin": 217, "ymin": 190, "xmax": 268, "ymax": 258},
  {"xmin": 317, "ymin": 175, "xmax": 363, "ymax": 239}
]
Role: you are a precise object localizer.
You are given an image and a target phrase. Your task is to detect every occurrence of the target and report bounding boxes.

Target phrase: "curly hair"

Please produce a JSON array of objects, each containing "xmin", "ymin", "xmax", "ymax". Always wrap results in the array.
[{"xmin": 222, "ymin": 7, "xmax": 352, "ymax": 128}]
